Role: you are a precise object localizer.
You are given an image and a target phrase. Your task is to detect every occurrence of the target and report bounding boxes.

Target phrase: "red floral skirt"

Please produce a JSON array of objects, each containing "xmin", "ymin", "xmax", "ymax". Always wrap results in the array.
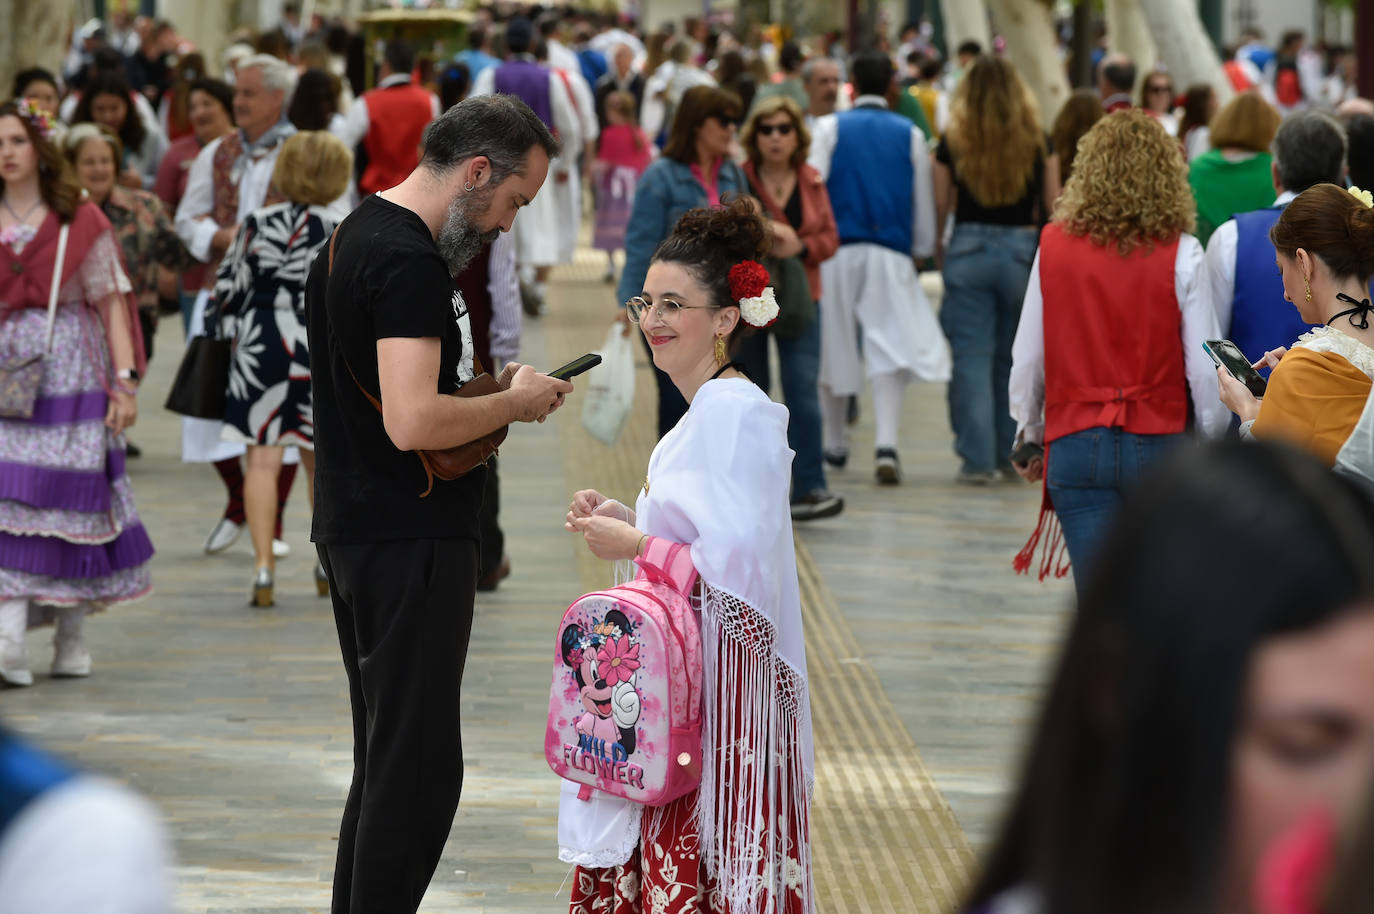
[{"xmin": 569, "ymin": 632, "xmax": 811, "ymax": 914}]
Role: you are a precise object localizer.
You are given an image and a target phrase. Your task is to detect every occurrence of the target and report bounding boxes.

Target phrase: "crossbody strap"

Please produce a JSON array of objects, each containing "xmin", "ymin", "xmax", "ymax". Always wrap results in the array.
[
  {"xmin": 42, "ymin": 224, "xmax": 70, "ymax": 354},
  {"xmin": 326, "ymin": 223, "xmax": 486, "ymax": 417},
  {"xmin": 326, "ymin": 225, "xmax": 383, "ymax": 414}
]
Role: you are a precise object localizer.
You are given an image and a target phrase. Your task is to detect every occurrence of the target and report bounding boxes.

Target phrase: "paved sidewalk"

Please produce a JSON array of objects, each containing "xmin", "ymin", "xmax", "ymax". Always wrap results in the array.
[{"xmin": 2, "ymin": 247, "xmax": 1071, "ymax": 912}]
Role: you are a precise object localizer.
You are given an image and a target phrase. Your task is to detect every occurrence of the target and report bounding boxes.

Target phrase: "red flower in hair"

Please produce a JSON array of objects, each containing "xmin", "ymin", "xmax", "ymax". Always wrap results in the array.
[{"xmin": 728, "ymin": 261, "xmax": 770, "ymax": 301}]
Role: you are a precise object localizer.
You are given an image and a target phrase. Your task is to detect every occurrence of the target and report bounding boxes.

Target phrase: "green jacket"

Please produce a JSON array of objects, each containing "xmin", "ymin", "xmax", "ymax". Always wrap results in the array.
[{"xmin": 1189, "ymin": 149, "xmax": 1276, "ymax": 247}]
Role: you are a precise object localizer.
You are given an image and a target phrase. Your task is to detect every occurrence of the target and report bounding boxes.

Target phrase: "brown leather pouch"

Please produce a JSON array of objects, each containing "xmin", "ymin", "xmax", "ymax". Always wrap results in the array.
[{"xmin": 329, "ymin": 227, "xmax": 509, "ymax": 497}]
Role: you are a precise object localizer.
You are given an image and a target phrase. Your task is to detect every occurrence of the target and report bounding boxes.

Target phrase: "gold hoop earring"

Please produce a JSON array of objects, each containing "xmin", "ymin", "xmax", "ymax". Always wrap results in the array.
[
  {"xmin": 1305, "ymin": 279, "xmax": 1312, "ymax": 302},
  {"xmin": 714, "ymin": 335, "xmax": 727, "ymax": 367}
]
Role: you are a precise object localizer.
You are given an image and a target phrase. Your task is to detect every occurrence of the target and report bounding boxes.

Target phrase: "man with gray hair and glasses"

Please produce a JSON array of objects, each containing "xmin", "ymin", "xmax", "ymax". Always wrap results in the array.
[
  {"xmin": 305, "ymin": 94, "xmax": 571, "ymax": 914},
  {"xmin": 1205, "ymin": 111, "xmax": 1350, "ymax": 366}
]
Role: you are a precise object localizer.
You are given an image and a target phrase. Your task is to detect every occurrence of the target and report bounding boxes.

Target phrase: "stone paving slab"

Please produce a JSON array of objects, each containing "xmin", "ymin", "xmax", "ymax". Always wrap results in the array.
[{"xmin": 2, "ymin": 247, "xmax": 1068, "ymax": 911}]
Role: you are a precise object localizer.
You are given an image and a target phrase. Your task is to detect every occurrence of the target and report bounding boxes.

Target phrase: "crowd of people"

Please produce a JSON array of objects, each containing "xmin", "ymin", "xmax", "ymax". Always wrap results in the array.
[{"xmin": 7, "ymin": 5, "xmax": 1374, "ymax": 914}]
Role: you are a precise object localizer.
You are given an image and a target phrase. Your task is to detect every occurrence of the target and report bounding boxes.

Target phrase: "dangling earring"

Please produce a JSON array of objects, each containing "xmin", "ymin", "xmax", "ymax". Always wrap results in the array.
[
  {"xmin": 1305, "ymin": 278, "xmax": 1312, "ymax": 302},
  {"xmin": 714, "ymin": 335, "xmax": 727, "ymax": 367}
]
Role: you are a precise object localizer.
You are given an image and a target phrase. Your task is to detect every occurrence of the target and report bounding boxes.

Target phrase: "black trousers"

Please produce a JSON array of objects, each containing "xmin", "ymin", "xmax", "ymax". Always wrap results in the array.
[
  {"xmin": 319, "ymin": 537, "xmax": 478, "ymax": 914},
  {"xmin": 477, "ymin": 457, "xmax": 503, "ymax": 578}
]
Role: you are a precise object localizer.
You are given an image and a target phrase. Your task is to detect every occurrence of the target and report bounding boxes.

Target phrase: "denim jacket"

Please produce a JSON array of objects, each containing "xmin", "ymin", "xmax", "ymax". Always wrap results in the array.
[{"xmin": 616, "ymin": 156, "xmax": 750, "ymax": 307}]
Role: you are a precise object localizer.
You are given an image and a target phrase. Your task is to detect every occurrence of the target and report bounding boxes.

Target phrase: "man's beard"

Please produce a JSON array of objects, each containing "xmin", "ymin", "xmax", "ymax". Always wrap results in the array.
[{"xmin": 437, "ymin": 183, "xmax": 502, "ymax": 274}]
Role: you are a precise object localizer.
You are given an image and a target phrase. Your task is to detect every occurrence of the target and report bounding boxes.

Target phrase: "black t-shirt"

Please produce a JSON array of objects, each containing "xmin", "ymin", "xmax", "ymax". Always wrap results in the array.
[
  {"xmin": 935, "ymin": 134, "xmax": 1053, "ymax": 227},
  {"xmin": 306, "ymin": 195, "xmax": 485, "ymax": 544}
]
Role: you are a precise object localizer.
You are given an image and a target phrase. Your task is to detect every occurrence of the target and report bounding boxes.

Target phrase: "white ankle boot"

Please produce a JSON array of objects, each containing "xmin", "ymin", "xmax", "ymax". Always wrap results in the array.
[
  {"xmin": 52, "ymin": 605, "xmax": 91, "ymax": 678},
  {"xmin": 0, "ymin": 599, "xmax": 32, "ymax": 687}
]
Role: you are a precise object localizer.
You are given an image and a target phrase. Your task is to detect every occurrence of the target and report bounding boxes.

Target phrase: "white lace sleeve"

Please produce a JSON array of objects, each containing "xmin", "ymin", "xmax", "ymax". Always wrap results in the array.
[{"xmin": 59, "ymin": 230, "xmax": 133, "ymax": 304}]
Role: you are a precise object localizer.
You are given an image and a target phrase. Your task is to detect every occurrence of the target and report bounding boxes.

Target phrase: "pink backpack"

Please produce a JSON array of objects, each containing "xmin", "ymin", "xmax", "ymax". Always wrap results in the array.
[{"xmin": 546, "ymin": 537, "xmax": 704, "ymax": 806}]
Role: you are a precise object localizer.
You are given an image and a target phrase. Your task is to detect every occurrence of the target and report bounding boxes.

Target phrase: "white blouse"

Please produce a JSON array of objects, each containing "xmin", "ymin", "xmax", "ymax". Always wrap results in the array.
[{"xmin": 1009, "ymin": 233, "xmax": 1228, "ymax": 445}]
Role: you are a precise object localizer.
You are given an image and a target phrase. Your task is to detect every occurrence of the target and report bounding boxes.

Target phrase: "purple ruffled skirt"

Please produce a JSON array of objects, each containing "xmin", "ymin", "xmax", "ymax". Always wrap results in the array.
[{"xmin": 0, "ymin": 304, "xmax": 153, "ymax": 623}]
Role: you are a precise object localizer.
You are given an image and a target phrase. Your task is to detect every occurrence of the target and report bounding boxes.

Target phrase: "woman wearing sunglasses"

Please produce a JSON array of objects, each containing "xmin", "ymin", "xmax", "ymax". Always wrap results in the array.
[
  {"xmin": 1139, "ymin": 67, "xmax": 1179, "ymax": 136},
  {"xmin": 739, "ymin": 95, "xmax": 843, "ymax": 520}
]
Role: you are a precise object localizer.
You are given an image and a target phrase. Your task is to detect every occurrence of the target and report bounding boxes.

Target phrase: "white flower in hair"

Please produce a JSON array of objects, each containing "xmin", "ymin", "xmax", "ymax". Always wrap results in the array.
[
  {"xmin": 1350, "ymin": 185, "xmax": 1374, "ymax": 209},
  {"xmin": 739, "ymin": 286, "xmax": 779, "ymax": 328},
  {"xmin": 728, "ymin": 260, "xmax": 778, "ymax": 328}
]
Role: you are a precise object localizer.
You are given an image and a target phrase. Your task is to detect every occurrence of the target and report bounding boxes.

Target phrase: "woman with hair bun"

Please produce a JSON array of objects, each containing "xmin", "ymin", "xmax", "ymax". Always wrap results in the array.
[
  {"xmin": 564, "ymin": 197, "xmax": 815, "ymax": 914},
  {"xmin": 1219, "ymin": 182, "xmax": 1374, "ymax": 467}
]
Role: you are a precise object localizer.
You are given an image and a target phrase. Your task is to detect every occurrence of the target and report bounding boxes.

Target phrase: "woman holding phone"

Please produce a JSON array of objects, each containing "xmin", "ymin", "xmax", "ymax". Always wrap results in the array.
[
  {"xmin": 1008, "ymin": 110, "xmax": 1226, "ymax": 590},
  {"xmin": 1217, "ymin": 183, "xmax": 1374, "ymax": 467}
]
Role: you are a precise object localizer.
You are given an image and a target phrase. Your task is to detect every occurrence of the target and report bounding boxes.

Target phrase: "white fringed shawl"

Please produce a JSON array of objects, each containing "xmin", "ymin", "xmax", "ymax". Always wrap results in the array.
[{"xmin": 637, "ymin": 378, "xmax": 816, "ymax": 913}]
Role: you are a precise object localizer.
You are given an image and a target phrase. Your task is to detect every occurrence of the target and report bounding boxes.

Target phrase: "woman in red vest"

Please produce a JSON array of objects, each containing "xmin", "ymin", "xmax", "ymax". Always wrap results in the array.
[{"xmin": 1008, "ymin": 110, "xmax": 1227, "ymax": 588}]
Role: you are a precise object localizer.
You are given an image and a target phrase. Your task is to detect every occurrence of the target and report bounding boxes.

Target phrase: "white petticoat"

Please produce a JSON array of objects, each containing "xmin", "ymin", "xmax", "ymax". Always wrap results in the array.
[{"xmin": 818, "ymin": 242, "xmax": 951, "ymax": 395}]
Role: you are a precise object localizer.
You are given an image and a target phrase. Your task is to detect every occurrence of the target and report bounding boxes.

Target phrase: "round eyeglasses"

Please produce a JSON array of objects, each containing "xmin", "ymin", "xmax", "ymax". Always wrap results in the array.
[{"xmin": 625, "ymin": 296, "xmax": 714, "ymax": 323}]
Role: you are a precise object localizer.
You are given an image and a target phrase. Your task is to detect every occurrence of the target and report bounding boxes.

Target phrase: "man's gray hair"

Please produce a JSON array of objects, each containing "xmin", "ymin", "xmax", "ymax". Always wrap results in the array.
[
  {"xmin": 802, "ymin": 57, "xmax": 839, "ymax": 84},
  {"xmin": 236, "ymin": 53, "xmax": 297, "ymax": 96},
  {"xmin": 1273, "ymin": 110, "xmax": 1347, "ymax": 193},
  {"xmin": 420, "ymin": 94, "xmax": 561, "ymax": 183}
]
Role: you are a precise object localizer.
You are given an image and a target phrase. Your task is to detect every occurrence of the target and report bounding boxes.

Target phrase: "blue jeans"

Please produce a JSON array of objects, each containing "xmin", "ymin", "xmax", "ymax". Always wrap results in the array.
[
  {"xmin": 736, "ymin": 309, "xmax": 826, "ymax": 499},
  {"xmin": 940, "ymin": 223, "xmax": 1039, "ymax": 473},
  {"xmin": 1048, "ymin": 428, "xmax": 1186, "ymax": 591}
]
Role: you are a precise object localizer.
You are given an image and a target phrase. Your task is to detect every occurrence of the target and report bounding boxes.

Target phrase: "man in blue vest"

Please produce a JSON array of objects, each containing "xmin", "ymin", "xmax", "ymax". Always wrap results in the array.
[
  {"xmin": 1205, "ymin": 111, "xmax": 1348, "ymax": 369},
  {"xmin": 468, "ymin": 17, "xmax": 579, "ymax": 316},
  {"xmin": 808, "ymin": 51, "xmax": 948, "ymax": 485}
]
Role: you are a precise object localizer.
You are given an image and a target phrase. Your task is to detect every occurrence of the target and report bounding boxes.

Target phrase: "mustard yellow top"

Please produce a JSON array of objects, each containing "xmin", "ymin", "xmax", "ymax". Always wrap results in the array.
[{"xmin": 1252, "ymin": 328, "xmax": 1374, "ymax": 466}]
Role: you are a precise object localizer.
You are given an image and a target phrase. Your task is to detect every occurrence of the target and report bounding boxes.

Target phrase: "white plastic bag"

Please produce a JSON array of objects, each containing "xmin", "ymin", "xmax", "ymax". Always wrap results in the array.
[{"xmin": 580, "ymin": 323, "xmax": 635, "ymax": 446}]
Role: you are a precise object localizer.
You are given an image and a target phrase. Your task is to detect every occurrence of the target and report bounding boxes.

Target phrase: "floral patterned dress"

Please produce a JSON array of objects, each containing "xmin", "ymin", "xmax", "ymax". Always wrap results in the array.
[{"xmin": 213, "ymin": 201, "xmax": 338, "ymax": 448}]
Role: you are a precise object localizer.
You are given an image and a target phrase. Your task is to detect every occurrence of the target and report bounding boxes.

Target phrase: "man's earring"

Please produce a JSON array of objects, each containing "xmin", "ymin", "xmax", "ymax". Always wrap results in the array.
[
  {"xmin": 463, "ymin": 180, "xmax": 475, "ymax": 192},
  {"xmin": 1305, "ymin": 278, "xmax": 1312, "ymax": 302}
]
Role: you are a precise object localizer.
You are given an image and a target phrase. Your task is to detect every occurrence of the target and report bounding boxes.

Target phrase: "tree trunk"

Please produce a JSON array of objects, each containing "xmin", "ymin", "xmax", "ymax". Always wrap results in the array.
[
  {"xmin": 0, "ymin": 0, "xmax": 72, "ymax": 105},
  {"xmin": 1360, "ymin": 0, "xmax": 1374, "ymax": 101},
  {"xmin": 160, "ymin": 0, "xmax": 237, "ymax": 83},
  {"xmin": 940, "ymin": 0, "xmax": 990, "ymax": 53},
  {"xmin": 1069, "ymin": 0, "xmax": 1094, "ymax": 88},
  {"xmin": 1104, "ymin": 0, "xmax": 1157, "ymax": 97},
  {"xmin": 986, "ymin": 0, "xmax": 1070, "ymax": 123},
  {"xmin": 1137, "ymin": 0, "xmax": 1234, "ymax": 104}
]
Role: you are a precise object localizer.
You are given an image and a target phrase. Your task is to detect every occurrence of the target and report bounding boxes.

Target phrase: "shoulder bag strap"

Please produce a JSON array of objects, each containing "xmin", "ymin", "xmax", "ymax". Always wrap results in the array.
[
  {"xmin": 325, "ymin": 224, "xmax": 383, "ymax": 417},
  {"xmin": 43, "ymin": 224, "xmax": 70, "ymax": 354},
  {"xmin": 326, "ymin": 223, "xmax": 488, "ymax": 416}
]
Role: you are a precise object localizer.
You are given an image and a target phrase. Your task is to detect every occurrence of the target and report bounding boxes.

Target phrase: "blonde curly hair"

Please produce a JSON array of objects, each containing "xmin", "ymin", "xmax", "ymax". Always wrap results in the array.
[{"xmin": 1053, "ymin": 109, "xmax": 1195, "ymax": 255}]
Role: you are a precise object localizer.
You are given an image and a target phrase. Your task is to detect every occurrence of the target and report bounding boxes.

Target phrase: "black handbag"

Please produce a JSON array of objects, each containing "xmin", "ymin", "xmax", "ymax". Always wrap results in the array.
[
  {"xmin": 763, "ymin": 254, "xmax": 816, "ymax": 341},
  {"xmin": 164, "ymin": 327, "xmax": 230, "ymax": 419}
]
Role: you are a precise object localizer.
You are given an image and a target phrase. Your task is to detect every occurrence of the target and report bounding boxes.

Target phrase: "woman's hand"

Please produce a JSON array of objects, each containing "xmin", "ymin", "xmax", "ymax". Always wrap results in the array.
[
  {"xmin": 567, "ymin": 514, "xmax": 642, "ymax": 561},
  {"xmin": 1013, "ymin": 453, "xmax": 1044, "ymax": 483},
  {"xmin": 568, "ymin": 489, "xmax": 609, "ymax": 520},
  {"xmin": 1217, "ymin": 366, "xmax": 1262, "ymax": 422},
  {"xmin": 769, "ymin": 220, "xmax": 804, "ymax": 259},
  {"xmin": 105, "ymin": 389, "xmax": 138, "ymax": 434},
  {"xmin": 1253, "ymin": 346, "xmax": 1288, "ymax": 372}
]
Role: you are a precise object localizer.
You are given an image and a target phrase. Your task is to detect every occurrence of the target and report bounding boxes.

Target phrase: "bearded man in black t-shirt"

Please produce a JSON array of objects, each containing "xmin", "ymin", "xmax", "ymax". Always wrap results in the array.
[{"xmin": 304, "ymin": 94, "xmax": 570, "ymax": 914}]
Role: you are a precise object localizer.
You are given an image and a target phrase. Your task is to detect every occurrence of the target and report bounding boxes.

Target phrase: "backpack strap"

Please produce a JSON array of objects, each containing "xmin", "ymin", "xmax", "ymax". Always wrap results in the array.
[{"xmin": 635, "ymin": 536, "xmax": 699, "ymax": 597}]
